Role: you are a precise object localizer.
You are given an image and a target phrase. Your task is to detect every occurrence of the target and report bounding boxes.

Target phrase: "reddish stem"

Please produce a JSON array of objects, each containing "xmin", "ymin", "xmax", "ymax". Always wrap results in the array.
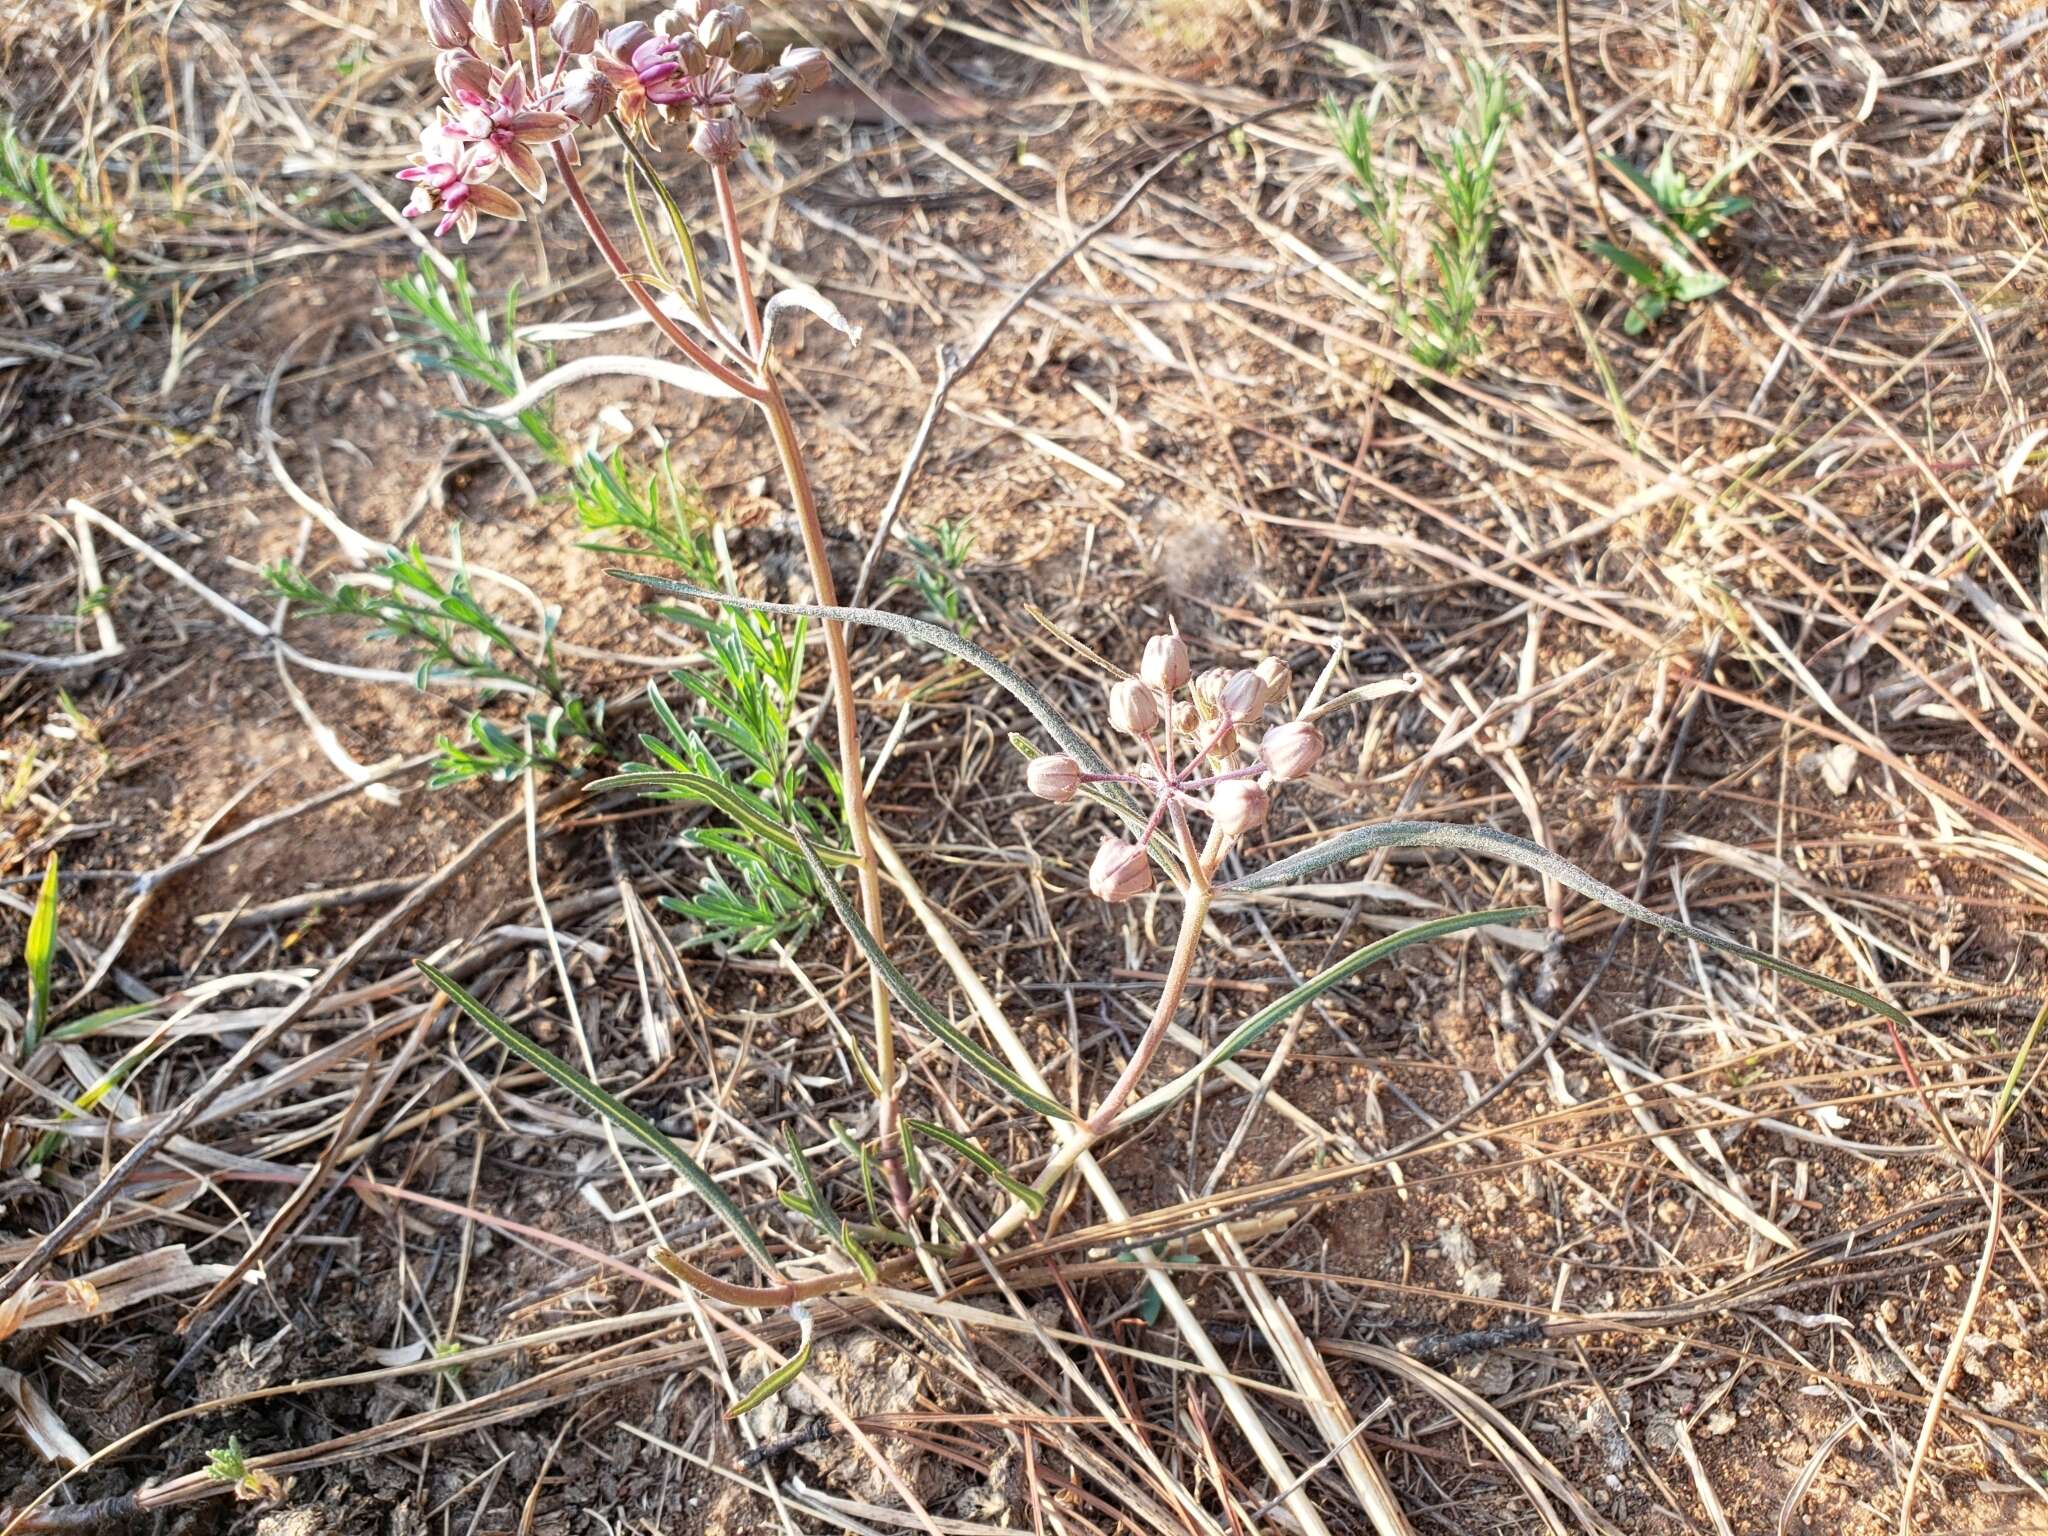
[
  {"xmin": 712, "ymin": 163, "xmax": 765, "ymax": 359},
  {"xmin": 548, "ymin": 139, "xmax": 765, "ymax": 403}
]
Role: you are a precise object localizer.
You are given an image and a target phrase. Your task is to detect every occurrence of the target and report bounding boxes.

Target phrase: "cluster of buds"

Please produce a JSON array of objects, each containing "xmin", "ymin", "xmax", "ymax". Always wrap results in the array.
[
  {"xmin": 1028, "ymin": 634, "xmax": 1327, "ymax": 904},
  {"xmin": 589, "ymin": 0, "xmax": 827, "ymax": 156},
  {"xmin": 401, "ymin": 0, "xmax": 831, "ymax": 240}
]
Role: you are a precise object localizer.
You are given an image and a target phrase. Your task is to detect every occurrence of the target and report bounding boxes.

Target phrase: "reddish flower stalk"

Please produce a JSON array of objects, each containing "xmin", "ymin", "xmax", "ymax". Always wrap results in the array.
[{"xmin": 399, "ymin": 6, "xmax": 904, "ymax": 1229}]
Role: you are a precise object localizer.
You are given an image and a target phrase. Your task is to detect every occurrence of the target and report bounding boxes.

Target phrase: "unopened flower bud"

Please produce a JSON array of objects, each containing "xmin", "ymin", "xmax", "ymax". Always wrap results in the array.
[
  {"xmin": 1140, "ymin": 634, "xmax": 1189, "ymax": 692},
  {"xmin": 781, "ymin": 44, "xmax": 829, "ymax": 92},
  {"xmin": 652, "ymin": 6, "xmax": 690, "ymax": 35},
  {"xmin": 690, "ymin": 115, "xmax": 743, "ymax": 164},
  {"xmin": 729, "ymin": 29, "xmax": 765, "ymax": 71},
  {"xmin": 1254, "ymin": 655, "xmax": 1290, "ymax": 709},
  {"xmin": 687, "ymin": 0, "xmax": 727, "ymax": 18},
  {"xmin": 559, "ymin": 66, "xmax": 616, "ymax": 122},
  {"xmin": 603, "ymin": 20, "xmax": 653, "ymax": 58},
  {"xmin": 471, "ymin": 0, "xmax": 524, "ymax": 47},
  {"xmin": 421, "ymin": 0, "xmax": 472, "ymax": 48},
  {"xmin": 436, "ymin": 47, "xmax": 495, "ymax": 98},
  {"xmin": 671, "ymin": 32, "xmax": 709, "ymax": 72},
  {"xmin": 697, "ymin": 6, "xmax": 736, "ymax": 55},
  {"xmin": 1218, "ymin": 669, "xmax": 1264, "ymax": 719},
  {"xmin": 518, "ymin": 0, "xmax": 554, "ymax": 24},
  {"xmin": 1026, "ymin": 753, "xmax": 1081, "ymax": 804},
  {"xmin": 551, "ymin": 0, "xmax": 598, "ymax": 52},
  {"xmin": 1108, "ymin": 679, "xmax": 1159, "ymax": 735},
  {"xmin": 731, "ymin": 71, "xmax": 777, "ymax": 117},
  {"xmin": 1171, "ymin": 700, "xmax": 1200, "ymax": 734},
  {"xmin": 765, "ymin": 65, "xmax": 802, "ymax": 107},
  {"xmin": 1210, "ymin": 780, "xmax": 1269, "ymax": 837},
  {"xmin": 1089, "ymin": 837, "xmax": 1153, "ymax": 903},
  {"xmin": 1260, "ymin": 721, "xmax": 1325, "ymax": 781},
  {"xmin": 1191, "ymin": 666, "xmax": 1230, "ymax": 716}
]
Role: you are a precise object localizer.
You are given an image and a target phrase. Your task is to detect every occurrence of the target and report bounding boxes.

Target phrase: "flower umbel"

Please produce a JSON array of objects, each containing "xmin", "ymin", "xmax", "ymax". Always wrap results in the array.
[
  {"xmin": 1032, "ymin": 635, "xmax": 1329, "ymax": 904},
  {"xmin": 400, "ymin": 2, "xmax": 834, "ymax": 239}
]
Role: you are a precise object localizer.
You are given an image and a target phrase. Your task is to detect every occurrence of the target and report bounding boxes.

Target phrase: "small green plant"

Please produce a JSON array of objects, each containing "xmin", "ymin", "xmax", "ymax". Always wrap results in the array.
[
  {"xmin": 204, "ymin": 1436, "xmax": 281, "ymax": 1502},
  {"xmin": 894, "ymin": 519, "xmax": 976, "ymax": 635},
  {"xmin": 0, "ymin": 116, "xmax": 122, "ymax": 283},
  {"xmin": 1589, "ymin": 142, "xmax": 1751, "ymax": 334},
  {"xmin": 1325, "ymin": 60, "xmax": 1515, "ymax": 371},
  {"xmin": 372, "ymin": 257, "xmax": 840, "ymax": 949},
  {"xmin": 22, "ymin": 853, "xmax": 59, "ymax": 1056},
  {"xmin": 386, "ymin": 257, "xmax": 562, "ymax": 458},
  {"xmin": 268, "ymin": 540, "xmax": 604, "ymax": 786},
  {"xmin": 601, "ymin": 623, "xmax": 840, "ymax": 954}
]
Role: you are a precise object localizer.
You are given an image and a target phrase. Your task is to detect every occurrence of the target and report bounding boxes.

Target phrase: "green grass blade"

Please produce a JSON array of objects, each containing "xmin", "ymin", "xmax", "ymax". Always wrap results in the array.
[
  {"xmin": 24, "ymin": 852, "xmax": 59, "ymax": 1053},
  {"xmin": 1224, "ymin": 821, "xmax": 1920, "ymax": 1040},
  {"xmin": 584, "ymin": 769, "xmax": 857, "ymax": 865},
  {"xmin": 791, "ymin": 835, "xmax": 1077, "ymax": 1123},
  {"xmin": 1990, "ymin": 995, "xmax": 2048, "ymax": 1148},
  {"xmin": 31, "ymin": 1036, "xmax": 166, "ymax": 1164},
  {"xmin": 48, "ymin": 999, "xmax": 162, "ymax": 1043},
  {"xmin": 906, "ymin": 1118, "xmax": 1046, "ymax": 1215},
  {"xmin": 1117, "ymin": 907, "xmax": 1540, "ymax": 1127},
  {"xmin": 415, "ymin": 960, "xmax": 783, "ymax": 1279}
]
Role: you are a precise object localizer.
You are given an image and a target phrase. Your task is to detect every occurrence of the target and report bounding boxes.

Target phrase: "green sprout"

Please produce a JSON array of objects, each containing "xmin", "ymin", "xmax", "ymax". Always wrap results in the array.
[{"xmin": 1590, "ymin": 141, "xmax": 1752, "ymax": 334}]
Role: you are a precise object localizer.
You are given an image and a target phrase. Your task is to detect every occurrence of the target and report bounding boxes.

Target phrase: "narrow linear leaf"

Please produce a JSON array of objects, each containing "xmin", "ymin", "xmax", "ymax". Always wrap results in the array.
[
  {"xmin": 48, "ymin": 999, "xmax": 161, "ymax": 1044},
  {"xmin": 31, "ymin": 1037, "xmax": 166, "ymax": 1165},
  {"xmin": 415, "ymin": 960, "xmax": 783, "ymax": 1280},
  {"xmin": 1117, "ymin": 906, "xmax": 1540, "ymax": 1127},
  {"xmin": 25, "ymin": 852, "xmax": 60, "ymax": 1053},
  {"xmin": 782, "ymin": 1127, "xmax": 873, "ymax": 1281},
  {"xmin": 617, "ymin": 132, "xmax": 708, "ymax": 314},
  {"xmin": 907, "ymin": 1118, "xmax": 1046, "ymax": 1215},
  {"xmin": 792, "ymin": 835, "xmax": 1077, "ymax": 1123},
  {"xmin": 1224, "ymin": 821, "xmax": 1917, "ymax": 1038},
  {"xmin": 727, "ymin": 1305, "xmax": 813, "ymax": 1419},
  {"xmin": 832, "ymin": 1121, "xmax": 886, "ymax": 1228},
  {"xmin": 584, "ymin": 769, "xmax": 858, "ymax": 865},
  {"xmin": 620, "ymin": 156, "xmax": 674, "ymax": 294}
]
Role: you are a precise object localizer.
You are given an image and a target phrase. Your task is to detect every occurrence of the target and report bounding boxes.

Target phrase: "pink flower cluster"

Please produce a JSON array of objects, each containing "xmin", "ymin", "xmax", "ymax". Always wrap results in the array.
[
  {"xmin": 399, "ymin": 0, "xmax": 832, "ymax": 241},
  {"xmin": 400, "ymin": 62, "xmax": 570, "ymax": 241},
  {"xmin": 1026, "ymin": 635, "xmax": 1328, "ymax": 904}
]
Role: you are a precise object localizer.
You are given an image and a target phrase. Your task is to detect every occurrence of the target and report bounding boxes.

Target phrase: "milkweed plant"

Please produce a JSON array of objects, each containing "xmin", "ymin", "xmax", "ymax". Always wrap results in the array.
[{"xmin": 398, "ymin": 0, "xmax": 1942, "ymax": 1414}]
